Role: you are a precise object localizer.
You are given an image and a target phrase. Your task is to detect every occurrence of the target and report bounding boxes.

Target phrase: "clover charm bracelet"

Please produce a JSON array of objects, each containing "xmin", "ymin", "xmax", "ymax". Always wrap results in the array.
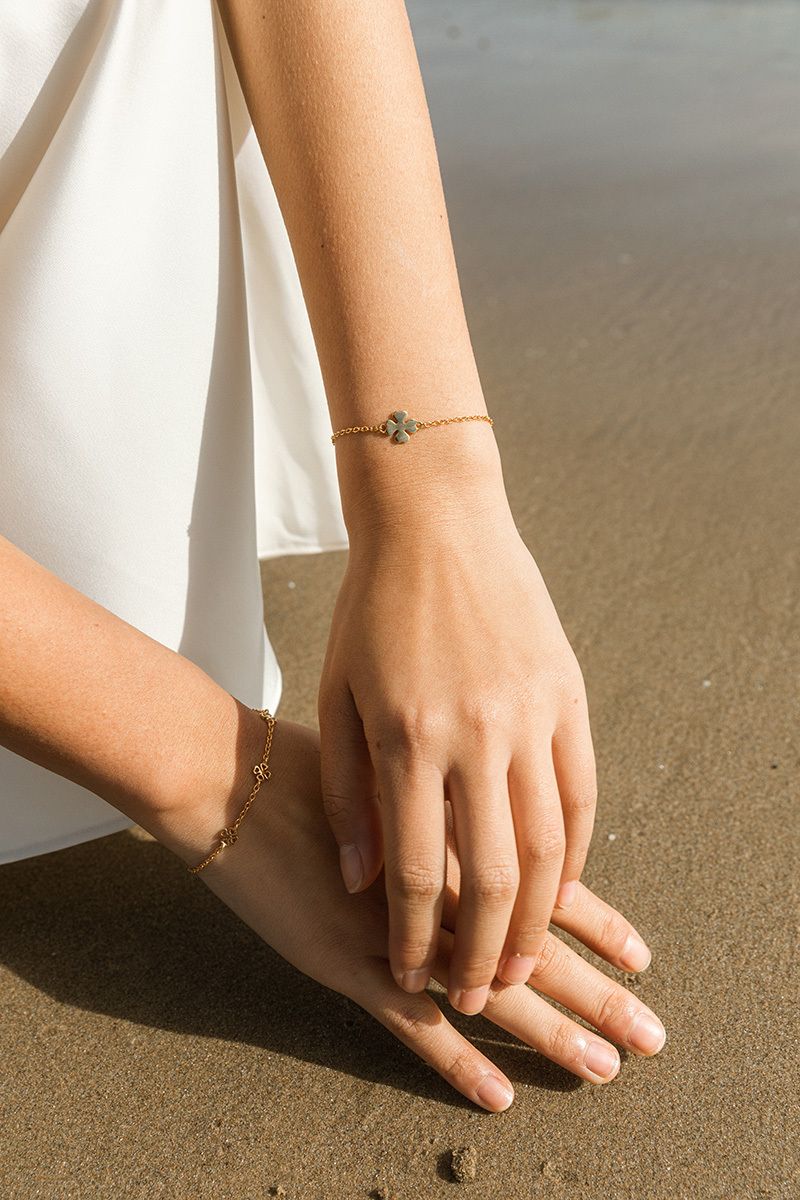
[{"xmin": 331, "ymin": 410, "xmax": 494, "ymax": 444}]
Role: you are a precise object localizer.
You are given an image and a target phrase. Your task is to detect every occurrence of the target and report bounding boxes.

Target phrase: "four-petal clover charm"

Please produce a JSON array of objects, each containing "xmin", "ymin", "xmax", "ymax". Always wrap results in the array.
[
  {"xmin": 385, "ymin": 410, "xmax": 419, "ymax": 443},
  {"xmin": 218, "ymin": 827, "xmax": 239, "ymax": 846}
]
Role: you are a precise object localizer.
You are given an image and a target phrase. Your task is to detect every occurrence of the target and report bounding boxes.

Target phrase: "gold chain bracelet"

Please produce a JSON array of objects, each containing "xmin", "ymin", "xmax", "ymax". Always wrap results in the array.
[
  {"xmin": 331, "ymin": 410, "xmax": 493, "ymax": 445},
  {"xmin": 187, "ymin": 708, "xmax": 275, "ymax": 874}
]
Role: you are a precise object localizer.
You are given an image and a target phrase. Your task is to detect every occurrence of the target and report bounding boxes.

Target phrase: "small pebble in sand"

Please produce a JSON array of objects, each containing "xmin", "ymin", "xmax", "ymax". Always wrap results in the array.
[
  {"xmin": 608, "ymin": 833, "xmax": 616, "ymax": 841},
  {"xmin": 269, "ymin": 1187, "xmax": 286, "ymax": 1198},
  {"xmin": 451, "ymin": 1145, "xmax": 477, "ymax": 1182}
]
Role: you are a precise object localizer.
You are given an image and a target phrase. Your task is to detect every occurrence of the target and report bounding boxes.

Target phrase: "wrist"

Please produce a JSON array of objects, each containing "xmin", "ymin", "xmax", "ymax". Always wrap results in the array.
[
  {"xmin": 127, "ymin": 697, "xmax": 271, "ymax": 866},
  {"xmin": 336, "ymin": 418, "xmax": 508, "ymax": 542}
]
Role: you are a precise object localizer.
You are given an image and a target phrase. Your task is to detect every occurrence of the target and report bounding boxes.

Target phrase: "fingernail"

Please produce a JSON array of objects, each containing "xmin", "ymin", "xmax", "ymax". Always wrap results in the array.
[
  {"xmin": 556, "ymin": 880, "xmax": 577, "ymax": 909},
  {"xmin": 451, "ymin": 985, "xmax": 489, "ymax": 1015},
  {"xmin": 339, "ymin": 843, "xmax": 364, "ymax": 893},
  {"xmin": 620, "ymin": 933, "xmax": 651, "ymax": 973},
  {"xmin": 475, "ymin": 1073, "xmax": 514, "ymax": 1112},
  {"xmin": 500, "ymin": 955, "xmax": 535, "ymax": 984},
  {"xmin": 628, "ymin": 1011, "xmax": 666, "ymax": 1055},
  {"xmin": 401, "ymin": 969, "xmax": 430, "ymax": 993},
  {"xmin": 584, "ymin": 1041, "xmax": 620, "ymax": 1081}
]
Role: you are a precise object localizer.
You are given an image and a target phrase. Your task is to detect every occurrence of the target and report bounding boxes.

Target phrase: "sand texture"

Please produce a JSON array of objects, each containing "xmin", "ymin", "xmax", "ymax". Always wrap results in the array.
[{"xmin": 2, "ymin": 2, "xmax": 798, "ymax": 1197}]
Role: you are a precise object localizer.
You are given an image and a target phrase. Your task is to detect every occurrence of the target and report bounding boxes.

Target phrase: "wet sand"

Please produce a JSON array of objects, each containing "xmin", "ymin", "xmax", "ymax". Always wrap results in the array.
[{"xmin": 2, "ymin": 3, "xmax": 799, "ymax": 1197}]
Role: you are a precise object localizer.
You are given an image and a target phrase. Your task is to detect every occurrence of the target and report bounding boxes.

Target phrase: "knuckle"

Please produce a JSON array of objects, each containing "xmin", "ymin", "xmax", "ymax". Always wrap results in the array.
[
  {"xmin": 566, "ymin": 784, "xmax": 598, "ymax": 816},
  {"xmin": 528, "ymin": 934, "xmax": 560, "ymax": 982},
  {"xmin": 467, "ymin": 861, "xmax": 519, "ymax": 905},
  {"xmin": 457, "ymin": 698, "xmax": 503, "ymax": 744},
  {"xmin": 394, "ymin": 937, "xmax": 435, "ymax": 969},
  {"xmin": 388, "ymin": 1002, "xmax": 434, "ymax": 1045},
  {"xmin": 593, "ymin": 987, "xmax": 633, "ymax": 1032},
  {"xmin": 485, "ymin": 977, "xmax": 513, "ymax": 1007},
  {"xmin": 598, "ymin": 911, "xmax": 629, "ymax": 956},
  {"xmin": 392, "ymin": 859, "xmax": 443, "ymax": 904},
  {"xmin": 556, "ymin": 654, "xmax": 586, "ymax": 696},
  {"xmin": 322, "ymin": 790, "xmax": 353, "ymax": 825},
  {"xmin": 545, "ymin": 1019, "xmax": 574, "ymax": 1062},
  {"xmin": 374, "ymin": 705, "xmax": 445, "ymax": 759},
  {"xmin": 440, "ymin": 1046, "xmax": 477, "ymax": 1087},
  {"xmin": 521, "ymin": 826, "xmax": 565, "ymax": 870}
]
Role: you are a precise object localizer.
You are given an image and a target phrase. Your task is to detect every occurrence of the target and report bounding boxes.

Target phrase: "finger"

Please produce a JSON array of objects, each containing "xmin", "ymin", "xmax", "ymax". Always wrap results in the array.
[
  {"xmin": 446, "ymin": 764, "xmax": 519, "ymax": 1014},
  {"xmin": 319, "ymin": 682, "xmax": 383, "ymax": 893},
  {"xmin": 432, "ymin": 929, "xmax": 620, "ymax": 1084},
  {"xmin": 512, "ymin": 928, "xmax": 666, "ymax": 1058},
  {"xmin": 355, "ymin": 960, "xmax": 514, "ymax": 1112},
  {"xmin": 550, "ymin": 704, "xmax": 597, "ymax": 910},
  {"xmin": 379, "ymin": 760, "xmax": 447, "ymax": 994},
  {"xmin": 441, "ymin": 799, "xmax": 460, "ymax": 931},
  {"xmin": 497, "ymin": 753, "xmax": 564, "ymax": 986},
  {"xmin": 551, "ymin": 881, "xmax": 652, "ymax": 974},
  {"xmin": 436, "ymin": 927, "xmax": 664, "ymax": 1082}
]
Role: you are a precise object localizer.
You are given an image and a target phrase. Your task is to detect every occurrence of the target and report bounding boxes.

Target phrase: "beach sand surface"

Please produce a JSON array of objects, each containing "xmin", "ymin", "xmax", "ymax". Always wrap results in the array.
[{"xmin": 2, "ymin": 3, "xmax": 798, "ymax": 1197}]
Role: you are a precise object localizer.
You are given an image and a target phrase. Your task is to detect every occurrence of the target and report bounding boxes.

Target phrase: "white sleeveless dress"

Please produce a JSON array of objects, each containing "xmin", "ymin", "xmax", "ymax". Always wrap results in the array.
[{"xmin": 0, "ymin": 0, "xmax": 347, "ymax": 863}]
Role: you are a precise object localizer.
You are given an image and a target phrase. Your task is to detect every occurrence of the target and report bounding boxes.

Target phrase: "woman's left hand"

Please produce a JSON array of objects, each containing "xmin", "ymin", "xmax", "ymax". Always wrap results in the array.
[
  {"xmin": 198, "ymin": 719, "xmax": 664, "ymax": 1112},
  {"xmin": 319, "ymin": 496, "xmax": 599, "ymax": 1015}
]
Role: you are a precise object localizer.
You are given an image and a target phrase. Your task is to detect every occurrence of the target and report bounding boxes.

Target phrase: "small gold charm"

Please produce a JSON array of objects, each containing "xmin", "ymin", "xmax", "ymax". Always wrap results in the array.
[
  {"xmin": 385, "ymin": 411, "xmax": 419, "ymax": 443},
  {"xmin": 218, "ymin": 828, "xmax": 238, "ymax": 847}
]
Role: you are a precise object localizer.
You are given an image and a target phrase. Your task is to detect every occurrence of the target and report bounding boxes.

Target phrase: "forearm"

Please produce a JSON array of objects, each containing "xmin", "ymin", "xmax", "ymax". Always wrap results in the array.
[
  {"xmin": 0, "ymin": 536, "xmax": 266, "ymax": 860},
  {"xmin": 216, "ymin": 0, "xmax": 507, "ymax": 533}
]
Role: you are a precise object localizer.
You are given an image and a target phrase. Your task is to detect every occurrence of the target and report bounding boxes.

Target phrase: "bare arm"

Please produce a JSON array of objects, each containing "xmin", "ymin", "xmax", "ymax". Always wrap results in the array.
[
  {"xmin": 216, "ymin": 0, "xmax": 599, "ymax": 1013},
  {"xmin": 0, "ymin": 535, "xmax": 266, "ymax": 859},
  {"xmin": 215, "ymin": 0, "xmax": 503, "ymax": 527}
]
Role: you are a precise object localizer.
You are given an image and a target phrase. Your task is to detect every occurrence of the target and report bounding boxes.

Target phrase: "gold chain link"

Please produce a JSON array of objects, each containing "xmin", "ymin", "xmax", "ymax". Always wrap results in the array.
[
  {"xmin": 415, "ymin": 415, "xmax": 493, "ymax": 431},
  {"xmin": 187, "ymin": 708, "xmax": 275, "ymax": 874},
  {"xmin": 331, "ymin": 413, "xmax": 492, "ymax": 444},
  {"xmin": 330, "ymin": 422, "xmax": 388, "ymax": 443}
]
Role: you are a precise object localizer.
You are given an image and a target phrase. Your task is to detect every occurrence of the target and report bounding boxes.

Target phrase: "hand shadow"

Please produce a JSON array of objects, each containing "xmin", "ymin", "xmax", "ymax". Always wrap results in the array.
[{"xmin": 0, "ymin": 830, "xmax": 581, "ymax": 1107}]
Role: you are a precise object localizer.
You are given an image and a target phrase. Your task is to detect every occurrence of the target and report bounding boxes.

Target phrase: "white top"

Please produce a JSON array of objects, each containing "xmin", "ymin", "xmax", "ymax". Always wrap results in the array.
[{"xmin": 0, "ymin": 0, "xmax": 347, "ymax": 863}]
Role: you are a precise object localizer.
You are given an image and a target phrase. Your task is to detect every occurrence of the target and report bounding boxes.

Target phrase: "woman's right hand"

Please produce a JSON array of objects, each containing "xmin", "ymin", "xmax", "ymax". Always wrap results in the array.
[{"xmin": 195, "ymin": 718, "xmax": 665, "ymax": 1111}]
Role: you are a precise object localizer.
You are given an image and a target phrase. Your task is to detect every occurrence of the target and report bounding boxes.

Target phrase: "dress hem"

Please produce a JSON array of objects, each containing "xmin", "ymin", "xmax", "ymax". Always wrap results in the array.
[{"xmin": 257, "ymin": 537, "xmax": 348, "ymax": 562}]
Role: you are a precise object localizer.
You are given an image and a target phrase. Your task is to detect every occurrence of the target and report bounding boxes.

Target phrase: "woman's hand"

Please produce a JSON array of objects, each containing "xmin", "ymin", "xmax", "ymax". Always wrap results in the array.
[
  {"xmin": 198, "ymin": 719, "xmax": 663, "ymax": 1112},
  {"xmin": 319, "ymin": 493, "xmax": 598, "ymax": 1016}
]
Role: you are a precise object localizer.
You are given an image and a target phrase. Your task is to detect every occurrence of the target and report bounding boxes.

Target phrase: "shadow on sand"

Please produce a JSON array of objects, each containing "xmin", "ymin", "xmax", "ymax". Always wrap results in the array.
[{"xmin": 0, "ymin": 830, "xmax": 581, "ymax": 1109}]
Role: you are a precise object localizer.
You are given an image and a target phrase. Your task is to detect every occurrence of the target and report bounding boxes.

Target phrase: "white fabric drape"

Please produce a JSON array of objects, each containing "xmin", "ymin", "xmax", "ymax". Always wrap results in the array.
[{"xmin": 0, "ymin": 0, "xmax": 347, "ymax": 863}]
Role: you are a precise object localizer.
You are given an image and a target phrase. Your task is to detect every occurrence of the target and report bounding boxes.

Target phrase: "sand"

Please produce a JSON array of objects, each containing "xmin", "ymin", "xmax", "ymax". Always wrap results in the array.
[{"xmin": 2, "ymin": 2, "xmax": 799, "ymax": 1197}]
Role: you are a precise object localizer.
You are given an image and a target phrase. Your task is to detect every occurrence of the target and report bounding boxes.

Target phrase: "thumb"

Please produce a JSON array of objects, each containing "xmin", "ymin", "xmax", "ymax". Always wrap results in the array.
[{"xmin": 319, "ymin": 681, "xmax": 383, "ymax": 893}]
